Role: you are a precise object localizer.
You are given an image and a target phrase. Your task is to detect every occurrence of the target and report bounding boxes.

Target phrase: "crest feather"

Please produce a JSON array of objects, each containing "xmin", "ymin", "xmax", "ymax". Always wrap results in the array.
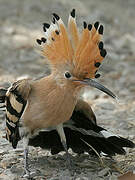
[
  {"xmin": 37, "ymin": 10, "xmax": 107, "ymax": 79},
  {"xmin": 42, "ymin": 14, "xmax": 73, "ymax": 65},
  {"xmin": 68, "ymin": 9, "xmax": 79, "ymax": 50}
]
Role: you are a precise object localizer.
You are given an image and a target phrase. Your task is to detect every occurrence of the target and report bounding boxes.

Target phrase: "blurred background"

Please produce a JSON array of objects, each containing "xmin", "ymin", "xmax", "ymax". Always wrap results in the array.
[{"xmin": 0, "ymin": 0, "xmax": 135, "ymax": 179}]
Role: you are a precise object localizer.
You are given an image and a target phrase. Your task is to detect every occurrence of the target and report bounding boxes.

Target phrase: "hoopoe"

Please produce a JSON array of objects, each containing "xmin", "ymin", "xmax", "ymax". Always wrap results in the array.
[{"xmin": 0, "ymin": 9, "xmax": 134, "ymax": 178}]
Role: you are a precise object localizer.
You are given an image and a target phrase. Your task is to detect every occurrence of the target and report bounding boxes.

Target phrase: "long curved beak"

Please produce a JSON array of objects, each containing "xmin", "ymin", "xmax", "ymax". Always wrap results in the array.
[{"xmin": 73, "ymin": 78, "xmax": 116, "ymax": 99}]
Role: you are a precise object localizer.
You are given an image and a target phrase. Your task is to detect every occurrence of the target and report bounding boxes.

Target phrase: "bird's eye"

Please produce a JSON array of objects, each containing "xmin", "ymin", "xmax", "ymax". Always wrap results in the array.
[{"xmin": 64, "ymin": 72, "xmax": 72, "ymax": 79}]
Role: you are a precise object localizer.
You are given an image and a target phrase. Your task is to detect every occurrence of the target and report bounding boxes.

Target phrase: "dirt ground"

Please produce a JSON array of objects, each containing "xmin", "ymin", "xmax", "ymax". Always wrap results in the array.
[{"xmin": 0, "ymin": 0, "xmax": 135, "ymax": 179}]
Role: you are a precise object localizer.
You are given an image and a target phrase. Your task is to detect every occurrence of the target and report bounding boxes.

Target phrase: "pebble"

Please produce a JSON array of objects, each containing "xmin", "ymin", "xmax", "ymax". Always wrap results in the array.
[{"xmin": 0, "ymin": 150, "xmax": 4, "ymax": 155}]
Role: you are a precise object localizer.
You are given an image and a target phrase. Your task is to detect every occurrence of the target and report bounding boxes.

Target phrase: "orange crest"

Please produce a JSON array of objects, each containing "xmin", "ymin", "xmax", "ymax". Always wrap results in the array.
[{"xmin": 37, "ymin": 9, "xmax": 107, "ymax": 79}]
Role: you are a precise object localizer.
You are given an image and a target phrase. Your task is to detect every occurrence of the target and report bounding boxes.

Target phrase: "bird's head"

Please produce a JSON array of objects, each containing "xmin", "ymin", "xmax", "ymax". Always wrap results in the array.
[{"xmin": 37, "ymin": 9, "xmax": 116, "ymax": 99}]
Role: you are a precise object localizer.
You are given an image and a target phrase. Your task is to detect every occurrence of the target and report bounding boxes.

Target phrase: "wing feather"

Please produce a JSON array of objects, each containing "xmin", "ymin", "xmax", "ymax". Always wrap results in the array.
[{"xmin": 5, "ymin": 79, "xmax": 31, "ymax": 148}]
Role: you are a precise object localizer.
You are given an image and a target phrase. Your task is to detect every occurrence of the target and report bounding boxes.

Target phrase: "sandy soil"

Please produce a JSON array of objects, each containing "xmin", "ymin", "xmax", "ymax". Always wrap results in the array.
[{"xmin": 0, "ymin": 0, "xmax": 135, "ymax": 179}]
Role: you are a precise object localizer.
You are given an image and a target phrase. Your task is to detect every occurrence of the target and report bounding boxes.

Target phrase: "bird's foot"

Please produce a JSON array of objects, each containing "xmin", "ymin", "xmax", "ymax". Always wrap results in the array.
[
  {"xmin": 21, "ymin": 169, "xmax": 30, "ymax": 178},
  {"xmin": 65, "ymin": 152, "xmax": 78, "ymax": 176},
  {"xmin": 61, "ymin": 141, "xmax": 76, "ymax": 172},
  {"xmin": 21, "ymin": 169, "xmax": 36, "ymax": 179},
  {"xmin": 66, "ymin": 152, "xmax": 74, "ymax": 170}
]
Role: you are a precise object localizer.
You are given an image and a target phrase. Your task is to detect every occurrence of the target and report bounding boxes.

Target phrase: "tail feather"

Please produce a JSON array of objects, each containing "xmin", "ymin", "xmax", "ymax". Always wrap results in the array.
[
  {"xmin": 29, "ymin": 126, "xmax": 135, "ymax": 156},
  {"xmin": 107, "ymin": 136, "xmax": 135, "ymax": 148},
  {"xmin": 0, "ymin": 88, "xmax": 7, "ymax": 111},
  {"xmin": 0, "ymin": 88, "xmax": 7, "ymax": 102}
]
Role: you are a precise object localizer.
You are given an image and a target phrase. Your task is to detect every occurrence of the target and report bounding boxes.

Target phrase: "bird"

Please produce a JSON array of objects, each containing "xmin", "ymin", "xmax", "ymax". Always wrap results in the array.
[
  {"xmin": 0, "ymin": 89, "xmax": 135, "ymax": 177},
  {"xmin": 0, "ymin": 9, "xmax": 134, "ymax": 178}
]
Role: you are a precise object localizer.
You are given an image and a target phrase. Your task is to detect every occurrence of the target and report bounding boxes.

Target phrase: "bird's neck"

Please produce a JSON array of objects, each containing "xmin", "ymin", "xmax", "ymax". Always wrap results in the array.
[{"xmin": 38, "ymin": 73, "xmax": 78, "ymax": 97}]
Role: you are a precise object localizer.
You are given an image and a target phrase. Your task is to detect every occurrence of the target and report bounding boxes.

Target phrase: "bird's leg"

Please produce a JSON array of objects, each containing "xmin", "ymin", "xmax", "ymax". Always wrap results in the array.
[
  {"xmin": 21, "ymin": 137, "xmax": 31, "ymax": 178},
  {"xmin": 56, "ymin": 124, "xmax": 73, "ymax": 169},
  {"xmin": 24, "ymin": 147, "xmax": 30, "ymax": 176},
  {"xmin": 21, "ymin": 137, "xmax": 37, "ymax": 178}
]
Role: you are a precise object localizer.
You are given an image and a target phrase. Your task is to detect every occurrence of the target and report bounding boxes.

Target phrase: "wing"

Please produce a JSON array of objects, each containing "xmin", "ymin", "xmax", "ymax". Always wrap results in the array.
[
  {"xmin": 5, "ymin": 79, "xmax": 31, "ymax": 148},
  {"xmin": 29, "ymin": 99, "xmax": 135, "ymax": 155},
  {"xmin": 70, "ymin": 99, "xmax": 97, "ymax": 127}
]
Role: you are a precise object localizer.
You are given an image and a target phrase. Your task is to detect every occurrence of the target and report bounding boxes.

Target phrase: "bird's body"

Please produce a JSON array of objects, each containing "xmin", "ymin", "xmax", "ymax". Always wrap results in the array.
[
  {"xmin": 22, "ymin": 75, "xmax": 77, "ymax": 132},
  {"xmin": 0, "ymin": 9, "xmax": 134, "ymax": 178}
]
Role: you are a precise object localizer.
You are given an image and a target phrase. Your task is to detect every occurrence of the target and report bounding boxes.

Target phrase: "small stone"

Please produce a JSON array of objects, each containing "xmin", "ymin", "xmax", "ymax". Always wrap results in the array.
[{"xmin": 0, "ymin": 150, "xmax": 4, "ymax": 155}]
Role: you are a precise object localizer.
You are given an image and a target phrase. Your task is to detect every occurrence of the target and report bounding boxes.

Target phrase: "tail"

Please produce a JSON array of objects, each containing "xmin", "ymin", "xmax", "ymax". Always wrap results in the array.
[
  {"xmin": 29, "ymin": 105, "xmax": 135, "ymax": 156},
  {"xmin": 0, "ymin": 88, "xmax": 7, "ymax": 111},
  {"xmin": 28, "ymin": 126, "xmax": 135, "ymax": 156}
]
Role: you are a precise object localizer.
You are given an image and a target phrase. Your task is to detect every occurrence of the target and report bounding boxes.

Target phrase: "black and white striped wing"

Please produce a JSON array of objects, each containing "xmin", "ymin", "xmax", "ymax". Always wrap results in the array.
[{"xmin": 5, "ymin": 79, "xmax": 31, "ymax": 149}]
